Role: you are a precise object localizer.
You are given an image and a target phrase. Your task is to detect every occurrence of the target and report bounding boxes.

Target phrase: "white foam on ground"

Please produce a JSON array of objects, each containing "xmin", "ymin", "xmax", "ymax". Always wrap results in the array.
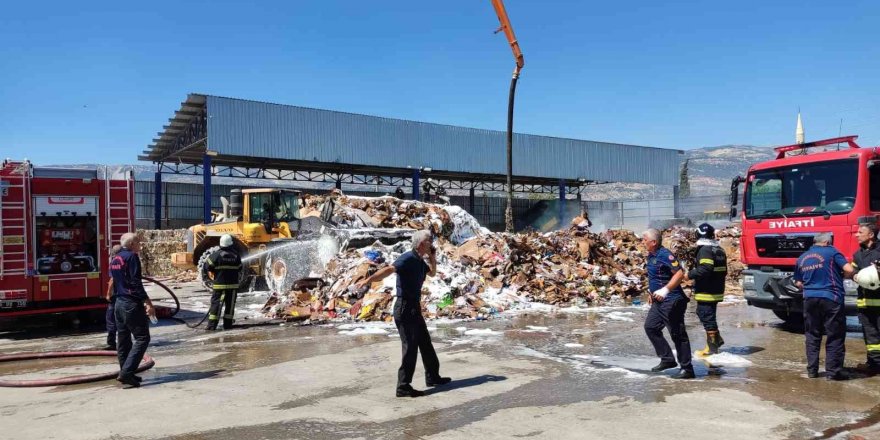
[
  {"xmin": 604, "ymin": 311, "xmax": 635, "ymax": 322},
  {"xmin": 338, "ymin": 327, "xmax": 388, "ymax": 336},
  {"xmin": 455, "ymin": 326, "xmax": 467, "ymax": 332},
  {"xmin": 463, "ymin": 328, "xmax": 502, "ymax": 336},
  {"xmin": 514, "ymin": 347, "xmax": 567, "ymax": 363},
  {"xmin": 564, "ymin": 343, "xmax": 584, "ymax": 348},
  {"xmin": 526, "ymin": 325, "xmax": 549, "ymax": 331},
  {"xmin": 697, "ymin": 352, "xmax": 753, "ymax": 367}
]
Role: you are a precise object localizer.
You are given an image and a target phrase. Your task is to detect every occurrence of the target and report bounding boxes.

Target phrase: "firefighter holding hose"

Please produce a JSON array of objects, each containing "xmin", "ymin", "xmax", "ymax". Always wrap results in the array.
[{"xmin": 205, "ymin": 234, "xmax": 242, "ymax": 331}]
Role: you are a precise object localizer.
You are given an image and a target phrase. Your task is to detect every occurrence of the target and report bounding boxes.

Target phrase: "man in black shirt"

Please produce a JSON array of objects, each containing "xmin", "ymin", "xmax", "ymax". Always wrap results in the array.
[
  {"xmin": 357, "ymin": 230, "xmax": 451, "ymax": 397},
  {"xmin": 110, "ymin": 233, "xmax": 155, "ymax": 389}
]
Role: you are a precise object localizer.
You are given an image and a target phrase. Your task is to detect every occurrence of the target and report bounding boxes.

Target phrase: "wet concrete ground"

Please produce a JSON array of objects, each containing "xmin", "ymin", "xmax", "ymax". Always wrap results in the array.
[{"xmin": 1, "ymin": 284, "xmax": 879, "ymax": 440}]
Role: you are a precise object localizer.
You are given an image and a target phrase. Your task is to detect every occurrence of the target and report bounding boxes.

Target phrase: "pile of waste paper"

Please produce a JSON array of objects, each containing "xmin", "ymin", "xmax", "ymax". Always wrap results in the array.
[
  {"xmin": 136, "ymin": 229, "xmax": 195, "ymax": 279},
  {"xmin": 262, "ymin": 207, "xmax": 652, "ymax": 322},
  {"xmin": 300, "ymin": 192, "xmax": 488, "ymax": 245}
]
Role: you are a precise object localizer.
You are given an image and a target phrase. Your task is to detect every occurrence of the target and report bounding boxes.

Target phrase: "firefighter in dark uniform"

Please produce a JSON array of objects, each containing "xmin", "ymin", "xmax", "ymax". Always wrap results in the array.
[
  {"xmin": 642, "ymin": 228, "xmax": 694, "ymax": 379},
  {"xmin": 205, "ymin": 234, "xmax": 242, "ymax": 331},
  {"xmin": 794, "ymin": 232, "xmax": 854, "ymax": 380},
  {"xmin": 850, "ymin": 223, "xmax": 880, "ymax": 374},
  {"xmin": 686, "ymin": 223, "xmax": 728, "ymax": 357}
]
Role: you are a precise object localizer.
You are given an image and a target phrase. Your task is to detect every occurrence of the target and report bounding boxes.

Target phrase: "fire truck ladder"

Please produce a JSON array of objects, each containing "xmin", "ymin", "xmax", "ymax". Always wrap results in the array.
[
  {"xmin": 0, "ymin": 161, "xmax": 31, "ymax": 278},
  {"xmin": 104, "ymin": 167, "xmax": 133, "ymax": 249}
]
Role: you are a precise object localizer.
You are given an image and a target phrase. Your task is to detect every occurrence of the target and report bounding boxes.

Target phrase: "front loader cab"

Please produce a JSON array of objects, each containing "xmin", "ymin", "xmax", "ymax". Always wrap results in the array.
[{"xmin": 242, "ymin": 189, "xmax": 302, "ymax": 236}]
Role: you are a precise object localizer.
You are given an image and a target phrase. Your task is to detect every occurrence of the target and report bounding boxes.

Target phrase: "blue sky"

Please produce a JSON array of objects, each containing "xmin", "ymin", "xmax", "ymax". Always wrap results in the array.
[{"xmin": 1, "ymin": 0, "xmax": 879, "ymax": 165}]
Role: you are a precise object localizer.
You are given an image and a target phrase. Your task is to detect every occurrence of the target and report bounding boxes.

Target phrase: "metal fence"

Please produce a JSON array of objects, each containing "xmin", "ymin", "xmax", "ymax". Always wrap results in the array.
[
  {"xmin": 584, "ymin": 193, "xmax": 736, "ymax": 231},
  {"xmin": 134, "ymin": 181, "xmax": 546, "ymax": 231},
  {"xmin": 134, "ymin": 180, "xmax": 734, "ymax": 232}
]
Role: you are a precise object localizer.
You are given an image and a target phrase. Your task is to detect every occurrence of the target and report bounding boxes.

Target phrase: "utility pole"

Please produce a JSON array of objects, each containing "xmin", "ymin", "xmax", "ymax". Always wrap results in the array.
[{"xmin": 491, "ymin": 0, "xmax": 524, "ymax": 233}]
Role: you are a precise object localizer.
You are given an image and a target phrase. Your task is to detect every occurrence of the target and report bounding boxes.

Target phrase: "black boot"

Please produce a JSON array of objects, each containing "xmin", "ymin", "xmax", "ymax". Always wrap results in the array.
[
  {"xmin": 396, "ymin": 384, "xmax": 425, "ymax": 398},
  {"xmin": 205, "ymin": 320, "xmax": 218, "ymax": 331},
  {"xmin": 426, "ymin": 376, "xmax": 452, "ymax": 387},
  {"xmin": 673, "ymin": 368, "xmax": 696, "ymax": 379},
  {"xmin": 651, "ymin": 361, "xmax": 678, "ymax": 372}
]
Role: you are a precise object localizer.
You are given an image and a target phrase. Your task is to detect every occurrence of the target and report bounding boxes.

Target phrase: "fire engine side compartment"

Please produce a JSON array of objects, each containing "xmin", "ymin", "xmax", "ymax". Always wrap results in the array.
[{"xmin": 29, "ymin": 178, "xmax": 105, "ymax": 304}]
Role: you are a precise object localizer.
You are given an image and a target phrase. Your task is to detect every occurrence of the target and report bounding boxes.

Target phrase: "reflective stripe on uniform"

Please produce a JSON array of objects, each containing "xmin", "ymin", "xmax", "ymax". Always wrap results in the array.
[
  {"xmin": 214, "ymin": 266, "xmax": 241, "ymax": 270},
  {"xmin": 857, "ymin": 298, "xmax": 880, "ymax": 308},
  {"xmin": 867, "ymin": 343, "xmax": 880, "ymax": 352},
  {"xmin": 213, "ymin": 284, "xmax": 238, "ymax": 290},
  {"xmin": 208, "ymin": 314, "xmax": 218, "ymax": 320},
  {"xmin": 714, "ymin": 267, "xmax": 727, "ymax": 272},
  {"xmin": 699, "ymin": 258, "xmax": 714, "ymax": 265},
  {"xmin": 694, "ymin": 293, "xmax": 724, "ymax": 302}
]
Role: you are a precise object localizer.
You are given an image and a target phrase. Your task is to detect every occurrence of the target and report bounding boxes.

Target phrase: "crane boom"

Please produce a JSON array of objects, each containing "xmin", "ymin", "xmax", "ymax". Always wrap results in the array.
[{"xmin": 491, "ymin": 0, "xmax": 524, "ymax": 74}]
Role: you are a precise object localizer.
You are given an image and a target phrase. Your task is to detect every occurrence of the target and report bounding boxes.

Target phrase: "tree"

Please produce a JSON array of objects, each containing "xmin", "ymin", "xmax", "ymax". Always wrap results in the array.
[{"xmin": 679, "ymin": 159, "xmax": 691, "ymax": 199}]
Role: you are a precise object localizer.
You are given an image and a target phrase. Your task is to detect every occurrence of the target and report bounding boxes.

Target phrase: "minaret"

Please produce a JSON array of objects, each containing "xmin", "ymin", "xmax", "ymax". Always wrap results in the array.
[{"xmin": 796, "ymin": 112, "xmax": 805, "ymax": 144}]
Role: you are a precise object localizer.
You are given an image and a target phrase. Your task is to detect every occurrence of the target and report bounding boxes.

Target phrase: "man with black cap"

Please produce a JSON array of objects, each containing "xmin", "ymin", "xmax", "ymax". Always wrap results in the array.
[
  {"xmin": 205, "ymin": 234, "xmax": 242, "ymax": 331},
  {"xmin": 686, "ymin": 223, "xmax": 728, "ymax": 357}
]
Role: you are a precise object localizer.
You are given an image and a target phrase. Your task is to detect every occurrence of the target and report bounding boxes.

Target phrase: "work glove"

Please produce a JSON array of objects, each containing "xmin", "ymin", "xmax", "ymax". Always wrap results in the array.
[{"xmin": 652, "ymin": 287, "xmax": 669, "ymax": 301}]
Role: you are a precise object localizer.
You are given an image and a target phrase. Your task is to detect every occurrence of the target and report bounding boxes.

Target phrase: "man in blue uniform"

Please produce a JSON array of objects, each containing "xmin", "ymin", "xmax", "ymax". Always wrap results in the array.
[
  {"xmin": 642, "ymin": 228, "xmax": 694, "ymax": 379},
  {"xmin": 357, "ymin": 230, "xmax": 451, "ymax": 397},
  {"xmin": 110, "ymin": 233, "xmax": 155, "ymax": 389},
  {"xmin": 794, "ymin": 232, "xmax": 854, "ymax": 380},
  {"xmin": 103, "ymin": 245, "xmax": 122, "ymax": 350}
]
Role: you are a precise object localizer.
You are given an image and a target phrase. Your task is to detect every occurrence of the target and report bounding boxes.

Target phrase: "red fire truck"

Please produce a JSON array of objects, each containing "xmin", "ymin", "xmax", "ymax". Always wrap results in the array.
[
  {"xmin": 0, "ymin": 160, "xmax": 134, "ymax": 318},
  {"xmin": 732, "ymin": 136, "xmax": 878, "ymax": 325}
]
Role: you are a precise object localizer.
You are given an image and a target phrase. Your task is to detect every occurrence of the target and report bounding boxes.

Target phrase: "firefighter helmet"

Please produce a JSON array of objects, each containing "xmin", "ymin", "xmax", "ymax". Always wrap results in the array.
[
  {"xmin": 220, "ymin": 234, "xmax": 234, "ymax": 248},
  {"xmin": 856, "ymin": 265, "xmax": 880, "ymax": 290}
]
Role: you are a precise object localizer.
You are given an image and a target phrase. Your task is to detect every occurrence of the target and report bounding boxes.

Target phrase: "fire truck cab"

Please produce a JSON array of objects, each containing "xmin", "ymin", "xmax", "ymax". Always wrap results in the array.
[
  {"xmin": 732, "ymin": 136, "xmax": 880, "ymax": 325},
  {"xmin": 0, "ymin": 160, "xmax": 134, "ymax": 318}
]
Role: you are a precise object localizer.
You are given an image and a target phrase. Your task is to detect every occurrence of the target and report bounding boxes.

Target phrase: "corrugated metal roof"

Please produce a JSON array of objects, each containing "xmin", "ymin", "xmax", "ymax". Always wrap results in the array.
[{"xmin": 143, "ymin": 94, "xmax": 683, "ymax": 186}]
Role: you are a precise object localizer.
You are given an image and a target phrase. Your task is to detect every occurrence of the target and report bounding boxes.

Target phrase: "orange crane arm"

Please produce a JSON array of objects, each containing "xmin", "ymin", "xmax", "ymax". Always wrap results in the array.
[{"xmin": 491, "ymin": 0, "xmax": 524, "ymax": 74}]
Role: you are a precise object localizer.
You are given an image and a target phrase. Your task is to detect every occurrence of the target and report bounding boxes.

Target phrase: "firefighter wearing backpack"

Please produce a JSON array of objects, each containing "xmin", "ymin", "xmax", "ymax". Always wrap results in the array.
[
  {"xmin": 205, "ymin": 234, "xmax": 242, "ymax": 331},
  {"xmin": 687, "ymin": 223, "xmax": 728, "ymax": 357}
]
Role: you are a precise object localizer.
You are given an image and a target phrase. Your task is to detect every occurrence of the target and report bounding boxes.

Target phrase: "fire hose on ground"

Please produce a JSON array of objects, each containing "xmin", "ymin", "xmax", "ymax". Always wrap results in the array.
[
  {"xmin": 0, "ymin": 278, "xmax": 188, "ymax": 387},
  {"xmin": 143, "ymin": 276, "xmax": 211, "ymax": 329}
]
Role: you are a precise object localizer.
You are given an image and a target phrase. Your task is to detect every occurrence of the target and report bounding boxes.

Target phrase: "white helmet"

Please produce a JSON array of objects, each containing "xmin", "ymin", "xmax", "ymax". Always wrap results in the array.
[
  {"xmin": 856, "ymin": 265, "xmax": 880, "ymax": 290},
  {"xmin": 220, "ymin": 234, "xmax": 234, "ymax": 248}
]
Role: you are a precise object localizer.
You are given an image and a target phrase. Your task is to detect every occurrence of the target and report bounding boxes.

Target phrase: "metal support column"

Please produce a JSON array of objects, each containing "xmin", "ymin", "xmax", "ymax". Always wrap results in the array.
[
  {"xmin": 412, "ymin": 169, "xmax": 421, "ymax": 201},
  {"xmin": 558, "ymin": 179, "xmax": 566, "ymax": 225},
  {"xmin": 673, "ymin": 185, "xmax": 681, "ymax": 219},
  {"xmin": 154, "ymin": 171, "xmax": 162, "ymax": 229},
  {"xmin": 469, "ymin": 187, "xmax": 476, "ymax": 214},
  {"xmin": 335, "ymin": 178, "xmax": 342, "ymax": 190},
  {"xmin": 203, "ymin": 154, "xmax": 212, "ymax": 224}
]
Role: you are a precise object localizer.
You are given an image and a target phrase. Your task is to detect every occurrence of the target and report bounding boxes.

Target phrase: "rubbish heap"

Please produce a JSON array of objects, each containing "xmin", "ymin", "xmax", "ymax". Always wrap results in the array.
[
  {"xmin": 663, "ymin": 225, "xmax": 744, "ymax": 294},
  {"xmin": 136, "ymin": 229, "xmax": 196, "ymax": 281},
  {"xmin": 262, "ymin": 206, "xmax": 651, "ymax": 322}
]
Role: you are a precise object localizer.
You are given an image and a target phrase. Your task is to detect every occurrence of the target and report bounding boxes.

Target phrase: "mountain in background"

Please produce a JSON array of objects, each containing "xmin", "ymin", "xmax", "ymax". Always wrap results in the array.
[{"xmin": 684, "ymin": 144, "xmax": 775, "ymax": 196}]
